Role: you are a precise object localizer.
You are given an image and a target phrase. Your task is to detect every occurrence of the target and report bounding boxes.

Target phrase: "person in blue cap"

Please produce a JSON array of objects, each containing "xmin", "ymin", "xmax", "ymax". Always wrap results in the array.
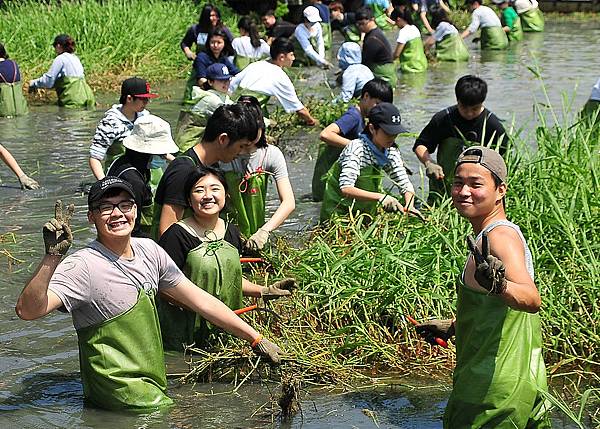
[{"xmin": 320, "ymin": 102, "xmax": 416, "ymax": 221}]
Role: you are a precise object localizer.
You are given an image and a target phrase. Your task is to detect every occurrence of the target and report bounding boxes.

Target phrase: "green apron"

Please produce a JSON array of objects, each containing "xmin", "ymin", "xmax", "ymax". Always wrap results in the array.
[
  {"xmin": 234, "ymin": 55, "xmax": 258, "ymax": 71},
  {"xmin": 292, "ymin": 33, "xmax": 321, "ymax": 66},
  {"xmin": 436, "ymin": 33, "xmax": 470, "ymax": 62},
  {"xmin": 0, "ymin": 81, "xmax": 28, "ymax": 117},
  {"xmin": 182, "ymin": 72, "xmax": 197, "ymax": 105},
  {"xmin": 54, "ymin": 76, "xmax": 95, "ymax": 109},
  {"xmin": 322, "ymin": 22, "xmax": 333, "ymax": 51},
  {"xmin": 320, "ymin": 161, "xmax": 383, "ymax": 222},
  {"xmin": 520, "ymin": 8, "xmax": 544, "ymax": 32},
  {"xmin": 506, "ymin": 15, "xmax": 524, "ymax": 42},
  {"xmin": 342, "ymin": 24, "xmax": 361, "ymax": 42},
  {"xmin": 372, "ymin": 3, "xmax": 393, "ymax": 31},
  {"xmin": 398, "ymin": 37, "xmax": 428, "ymax": 73},
  {"xmin": 480, "ymin": 26, "xmax": 509, "ymax": 50},
  {"xmin": 224, "ymin": 169, "xmax": 269, "ymax": 238},
  {"xmin": 76, "ymin": 248, "xmax": 171, "ymax": 410},
  {"xmin": 158, "ymin": 220, "xmax": 243, "ymax": 351},
  {"xmin": 174, "ymin": 110, "xmax": 207, "ymax": 153},
  {"xmin": 232, "ymin": 87, "xmax": 271, "ymax": 118},
  {"xmin": 371, "ymin": 62, "xmax": 398, "ymax": 89},
  {"xmin": 311, "ymin": 142, "xmax": 343, "ymax": 202}
]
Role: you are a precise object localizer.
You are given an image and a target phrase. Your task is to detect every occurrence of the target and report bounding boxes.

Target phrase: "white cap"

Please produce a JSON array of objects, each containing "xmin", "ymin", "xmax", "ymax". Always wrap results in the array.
[
  {"xmin": 122, "ymin": 115, "xmax": 178, "ymax": 155},
  {"xmin": 303, "ymin": 6, "xmax": 322, "ymax": 23}
]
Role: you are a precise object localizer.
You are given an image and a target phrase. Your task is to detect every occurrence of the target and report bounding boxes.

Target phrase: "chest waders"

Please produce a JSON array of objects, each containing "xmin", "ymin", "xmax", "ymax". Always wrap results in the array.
[
  {"xmin": 342, "ymin": 24, "xmax": 361, "ymax": 42},
  {"xmin": 436, "ymin": 33, "xmax": 470, "ymax": 62},
  {"xmin": 182, "ymin": 72, "xmax": 198, "ymax": 105},
  {"xmin": 232, "ymin": 87, "xmax": 271, "ymax": 118},
  {"xmin": 157, "ymin": 220, "xmax": 243, "ymax": 351},
  {"xmin": 292, "ymin": 34, "xmax": 321, "ymax": 67},
  {"xmin": 112, "ymin": 162, "xmax": 156, "ymax": 235},
  {"xmin": 234, "ymin": 54, "xmax": 264, "ymax": 71},
  {"xmin": 0, "ymin": 63, "xmax": 28, "ymax": 117},
  {"xmin": 174, "ymin": 110, "xmax": 208, "ymax": 153},
  {"xmin": 398, "ymin": 37, "xmax": 428, "ymax": 73},
  {"xmin": 445, "ymin": 282, "xmax": 550, "ymax": 428},
  {"xmin": 429, "ymin": 136, "xmax": 478, "ymax": 203},
  {"xmin": 480, "ymin": 26, "xmax": 509, "ymax": 50},
  {"xmin": 311, "ymin": 143, "xmax": 343, "ymax": 202},
  {"xmin": 520, "ymin": 8, "xmax": 544, "ymax": 32},
  {"xmin": 320, "ymin": 161, "xmax": 383, "ymax": 222},
  {"xmin": 54, "ymin": 76, "xmax": 95, "ymax": 109},
  {"xmin": 372, "ymin": 4, "xmax": 393, "ymax": 30},
  {"xmin": 224, "ymin": 166, "xmax": 269, "ymax": 237},
  {"xmin": 506, "ymin": 15, "xmax": 524, "ymax": 42},
  {"xmin": 322, "ymin": 22, "xmax": 333, "ymax": 51},
  {"xmin": 371, "ymin": 62, "xmax": 398, "ymax": 89}
]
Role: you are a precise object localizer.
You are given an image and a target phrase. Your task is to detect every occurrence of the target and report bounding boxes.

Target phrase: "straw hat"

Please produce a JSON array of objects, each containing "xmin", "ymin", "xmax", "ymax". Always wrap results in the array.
[{"xmin": 122, "ymin": 115, "xmax": 178, "ymax": 155}]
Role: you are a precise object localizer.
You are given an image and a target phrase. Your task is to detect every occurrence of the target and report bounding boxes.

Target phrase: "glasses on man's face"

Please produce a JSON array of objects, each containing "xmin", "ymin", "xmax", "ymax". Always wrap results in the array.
[{"xmin": 93, "ymin": 200, "xmax": 135, "ymax": 216}]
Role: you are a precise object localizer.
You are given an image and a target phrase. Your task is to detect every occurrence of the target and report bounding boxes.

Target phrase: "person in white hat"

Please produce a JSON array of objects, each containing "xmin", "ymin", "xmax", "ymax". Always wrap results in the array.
[
  {"xmin": 106, "ymin": 114, "xmax": 178, "ymax": 237},
  {"xmin": 293, "ymin": 5, "xmax": 332, "ymax": 68}
]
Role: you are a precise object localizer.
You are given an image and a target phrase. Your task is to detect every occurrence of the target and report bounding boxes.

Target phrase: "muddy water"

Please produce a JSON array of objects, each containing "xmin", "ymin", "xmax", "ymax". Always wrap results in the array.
[{"xmin": 1, "ymin": 19, "xmax": 597, "ymax": 428}]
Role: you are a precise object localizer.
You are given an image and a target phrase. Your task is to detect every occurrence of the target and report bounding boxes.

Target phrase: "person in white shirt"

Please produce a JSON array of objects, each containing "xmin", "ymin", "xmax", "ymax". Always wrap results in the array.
[
  {"xmin": 514, "ymin": 0, "xmax": 545, "ymax": 32},
  {"xmin": 232, "ymin": 16, "xmax": 271, "ymax": 70},
  {"xmin": 293, "ymin": 6, "xmax": 332, "ymax": 68},
  {"xmin": 461, "ymin": 0, "xmax": 508, "ymax": 50},
  {"xmin": 391, "ymin": 6, "xmax": 427, "ymax": 73},
  {"xmin": 230, "ymin": 37, "xmax": 319, "ymax": 126}
]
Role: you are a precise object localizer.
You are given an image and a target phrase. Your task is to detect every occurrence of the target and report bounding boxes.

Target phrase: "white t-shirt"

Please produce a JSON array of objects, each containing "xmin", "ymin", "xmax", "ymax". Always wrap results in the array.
[
  {"xmin": 468, "ymin": 5, "xmax": 502, "ymax": 33},
  {"xmin": 229, "ymin": 60, "xmax": 304, "ymax": 113},
  {"xmin": 514, "ymin": 0, "xmax": 539, "ymax": 14},
  {"xmin": 590, "ymin": 77, "xmax": 600, "ymax": 102},
  {"xmin": 232, "ymin": 36, "xmax": 271, "ymax": 60},
  {"xmin": 294, "ymin": 22, "xmax": 326, "ymax": 66},
  {"xmin": 219, "ymin": 144, "xmax": 289, "ymax": 181},
  {"xmin": 433, "ymin": 22, "xmax": 459, "ymax": 42},
  {"xmin": 396, "ymin": 25, "xmax": 421, "ymax": 45}
]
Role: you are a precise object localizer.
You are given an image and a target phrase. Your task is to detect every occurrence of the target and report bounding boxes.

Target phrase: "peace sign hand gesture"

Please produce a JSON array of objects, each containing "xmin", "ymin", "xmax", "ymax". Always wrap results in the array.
[
  {"xmin": 466, "ymin": 231, "xmax": 507, "ymax": 295},
  {"xmin": 43, "ymin": 200, "xmax": 75, "ymax": 256}
]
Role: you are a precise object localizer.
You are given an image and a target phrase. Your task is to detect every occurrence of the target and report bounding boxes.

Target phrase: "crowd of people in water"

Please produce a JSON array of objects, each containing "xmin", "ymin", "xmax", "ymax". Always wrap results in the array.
[{"xmin": 2, "ymin": 0, "xmax": 599, "ymax": 427}]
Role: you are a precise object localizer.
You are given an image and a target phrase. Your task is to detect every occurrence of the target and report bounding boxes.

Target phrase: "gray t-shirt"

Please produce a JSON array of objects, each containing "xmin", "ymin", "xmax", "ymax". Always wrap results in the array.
[
  {"xmin": 49, "ymin": 238, "xmax": 184, "ymax": 330},
  {"xmin": 219, "ymin": 145, "xmax": 289, "ymax": 182}
]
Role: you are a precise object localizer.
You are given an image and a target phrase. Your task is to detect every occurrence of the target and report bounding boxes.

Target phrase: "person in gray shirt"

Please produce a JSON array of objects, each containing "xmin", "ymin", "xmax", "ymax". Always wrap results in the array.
[{"xmin": 15, "ymin": 176, "xmax": 282, "ymax": 411}]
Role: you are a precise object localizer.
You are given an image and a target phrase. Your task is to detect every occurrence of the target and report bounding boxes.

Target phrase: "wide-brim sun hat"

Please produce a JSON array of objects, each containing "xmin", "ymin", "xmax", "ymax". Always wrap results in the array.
[{"xmin": 122, "ymin": 114, "xmax": 178, "ymax": 155}]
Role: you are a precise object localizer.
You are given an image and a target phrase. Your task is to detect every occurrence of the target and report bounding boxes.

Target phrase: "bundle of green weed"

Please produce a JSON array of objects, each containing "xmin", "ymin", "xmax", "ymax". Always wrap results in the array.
[{"xmin": 0, "ymin": 0, "xmax": 238, "ymax": 86}]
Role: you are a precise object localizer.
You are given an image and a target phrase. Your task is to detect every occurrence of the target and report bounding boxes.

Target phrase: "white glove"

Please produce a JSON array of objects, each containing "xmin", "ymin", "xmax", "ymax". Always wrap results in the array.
[
  {"xmin": 379, "ymin": 195, "xmax": 404, "ymax": 213},
  {"xmin": 19, "ymin": 174, "xmax": 40, "ymax": 190},
  {"xmin": 245, "ymin": 228, "xmax": 270, "ymax": 251}
]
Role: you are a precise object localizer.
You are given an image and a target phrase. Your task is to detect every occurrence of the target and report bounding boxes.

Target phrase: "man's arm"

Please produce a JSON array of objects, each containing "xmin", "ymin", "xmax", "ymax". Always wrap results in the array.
[
  {"xmin": 158, "ymin": 203, "xmax": 185, "ymax": 238},
  {"xmin": 320, "ymin": 123, "xmax": 351, "ymax": 148},
  {"xmin": 16, "ymin": 255, "xmax": 65, "ymax": 320},
  {"xmin": 295, "ymin": 107, "xmax": 319, "ymax": 126}
]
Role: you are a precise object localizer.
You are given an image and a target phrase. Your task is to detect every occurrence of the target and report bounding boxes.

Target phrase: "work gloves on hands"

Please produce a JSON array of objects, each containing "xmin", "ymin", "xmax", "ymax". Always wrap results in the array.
[
  {"xmin": 251, "ymin": 336, "xmax": 283, "ymax": 364},
  {"xmin": 43, "ymin": 200, "xmax": 74, "ymax": 256},
  {"xmin": 467, "ymin": 232, "xmax": 507, "ymax": 295},
  {"xmin": 245, "ymin": 228, "xmax": 270, "ymax": 251},
  {"xmin": 261, "ymin": 278, "xmax": 295, "ymax": 302},
  {"xmin": 415, "ymin": 318, "xmax": 455, "ymax": 345},
  {"xmin": 424, "ymin": 160, "xmax": 444, "ymax": 180},
  {"xmin": 18, "ymin": 174, "xmax": 40, "ymax": 190},
  {"xmin": 379, "ymin": 195, "xmax": 404, "ymax": 213}
]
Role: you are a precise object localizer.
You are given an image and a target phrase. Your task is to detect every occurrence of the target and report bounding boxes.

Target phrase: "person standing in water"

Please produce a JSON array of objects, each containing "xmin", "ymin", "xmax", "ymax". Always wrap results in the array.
[
  {"xmin": 28, "ymin": 34, "xmax": 95, "ymax": 109},
  {"xmin": 0, "ymin": 43, "xmax": 28, "ymax": 117},
  {"xmin": 293, "ymin": 6, "xmax": 332, "ymax": 69},
  {"xmin": 424, "ymin": 8, "xmax": 470, "ymax": 62},
  {"xmin": 492, "ymin": 0, "xmax": 523, "ymax": 42},
  {"xmin": 461, "ymin": 0, "xmax": 508, "ymax": 51},
  {"xmin": 15, "ymin": 179, "xmax": 282, "ymax": 411},
  {"xmin": 416, "ymin": 146, "xmax": 550, "ymax": 428},
  {"xmin": 581, "ymin": 77, "xmax": 600, "ymax": 124},
  {"xmin": 232, "ymin": 16, "xmax": 271, "ymax": 70},
  {"xmin": 390, "ymin": 5, "xmax": 428, "ymax": 74},
  {"xmin": 514, "ymin": 0, "xmax": 544, "ymax": 32}
]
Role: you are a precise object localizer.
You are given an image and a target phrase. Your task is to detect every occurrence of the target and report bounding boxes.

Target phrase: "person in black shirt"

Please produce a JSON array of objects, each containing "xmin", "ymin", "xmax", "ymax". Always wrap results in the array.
[
  {"xmin": 329, "ymin": 1, "xmax": 360, "ymax": 41},
  {"xmin": 180, "ymin": 4, "xmax": 233, "ymax": 61},
  {"xmin": 153, "ymin": 103, "xmax": 259, "ymax": 239},
  {"xmin": 261, "ymin": 10, "xmax": 296, "ymax": 43},
  {"xmin": 413, "ymin": 75, "xmax": 508, "ymax": 202},
  {"xmin": 106, "ymin": 114, "xmax": 178, "ymax": 238},
  {"xmin": 355, "ymin": 7, "xmax": 397, "ymax": 88}
]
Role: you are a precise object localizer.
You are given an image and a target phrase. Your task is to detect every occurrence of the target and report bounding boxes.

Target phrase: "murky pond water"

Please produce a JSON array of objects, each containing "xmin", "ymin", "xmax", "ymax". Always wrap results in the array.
[{"xmin": 1, "ymin": 19, "xmax": 597, "ymax": 428}]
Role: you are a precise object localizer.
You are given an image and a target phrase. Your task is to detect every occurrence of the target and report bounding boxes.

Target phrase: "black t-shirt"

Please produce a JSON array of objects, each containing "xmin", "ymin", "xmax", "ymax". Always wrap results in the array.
[
  {"xmin": 266, "ymin": 18, "xmax": 296, "ymax": 39},
  {"xmin": 413, "ymin": 105, "xmax": 508, "ymax": 154},
  {"xmin": 158, "ymin": 222, "xmax": 243, "ymax": 270},
  {"xmin": 107, "ymin": 158, "xmax": 152, "ymax": 238},
  {"xmin": 154, "ymin": 147, "xmax": 206, "ymax": 208},
  {"xmin": 362, "ymin": 27, "xmax": 393, "ymax": 68}
]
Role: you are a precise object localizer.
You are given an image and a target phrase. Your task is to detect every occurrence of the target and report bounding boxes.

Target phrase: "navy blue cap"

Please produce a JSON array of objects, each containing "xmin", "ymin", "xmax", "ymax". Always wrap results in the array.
[
  {"xmin": 368, "ymin": 102, "xmax": 408, "ymax": 135},
  {"xmin": 206, "ymin": 64, "xmax": 233, "ymax": 81},
  {"xmin": 88, "ymin": 177, "xmax": 135, "ymax": 208}
]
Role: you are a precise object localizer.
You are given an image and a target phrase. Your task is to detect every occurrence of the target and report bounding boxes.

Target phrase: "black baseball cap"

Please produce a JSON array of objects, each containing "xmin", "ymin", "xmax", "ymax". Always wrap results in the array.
[
  {"xmin": 120, "ymin": 77, "xmax": 159, "ymax": 99},
  {"xmin": 368, "ymin": 102, "xmax": 408, "ymax": 135},
  {"xmin": 88, "ymin": 177, "xmax": 135, "ymax": 208}
]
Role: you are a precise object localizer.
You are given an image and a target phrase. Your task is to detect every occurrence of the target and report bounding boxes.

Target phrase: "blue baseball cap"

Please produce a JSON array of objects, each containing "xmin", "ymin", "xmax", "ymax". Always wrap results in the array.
[{"xmin": 206, "ymin": 64, "xmax": 232, "ymax": 81}]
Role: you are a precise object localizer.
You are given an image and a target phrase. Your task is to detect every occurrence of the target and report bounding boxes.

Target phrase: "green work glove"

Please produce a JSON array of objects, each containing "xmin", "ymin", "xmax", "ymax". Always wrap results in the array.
[
  {"xmin": 261, "ymin": 278, "xmax": 295, "ymax": 302},
  {"xmin": 18, "ymin": 174, "xmax": 40, "ymax": 190},
  {"xmin": 424, "ymin": 160, "xmax": 444, "ymax": 180},
  {"xmin": 43, "ymin": 200, "xmax": 74, "ymax": 256},
  {"xmin": 252, "ymin": 336, "xmax": 283, "ymax": 364},
  {"xmin": 246, "ymin": 228, "xmax": 270, "ymax": 251},
  {"xmin": 379, "ymin": 195, "xmax": 403, "ymax": 213},
  {"xmin": 467, "ymin": 232, "xmax": 507, "ymax": 294},
  {"xmin": 415, "ymin": 318, "xmax": 455, "ymax": 345}
]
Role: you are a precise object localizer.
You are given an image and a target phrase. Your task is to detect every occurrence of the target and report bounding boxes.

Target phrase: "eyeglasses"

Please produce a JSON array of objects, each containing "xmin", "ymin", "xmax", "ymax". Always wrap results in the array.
[{"xmin": 92, "ymin": 200, "xmax": 135, "ymax": 215}]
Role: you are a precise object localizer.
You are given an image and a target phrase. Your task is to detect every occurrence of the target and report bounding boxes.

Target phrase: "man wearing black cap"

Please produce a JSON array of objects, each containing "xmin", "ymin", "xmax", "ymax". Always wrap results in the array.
[
  {"xmin": 416, "ymin": 147, "xmax": 550, "ymax": 428},
  {"xmin": 89, "ymin": 77, "xmax": 158, "ymax": 180},
  {"xmin": 320, "ymin": 102, "xmax": 415, "ymax": 221},
  {"xmin": 15, "ymin": 177, "xmax": 282, "ymax": 411}
]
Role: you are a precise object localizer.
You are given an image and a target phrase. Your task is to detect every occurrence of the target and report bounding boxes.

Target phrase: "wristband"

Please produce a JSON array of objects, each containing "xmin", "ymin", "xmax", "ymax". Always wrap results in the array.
[{"xmin": 251, "ymin": 335, "xmax": 263, "ymax": 348}]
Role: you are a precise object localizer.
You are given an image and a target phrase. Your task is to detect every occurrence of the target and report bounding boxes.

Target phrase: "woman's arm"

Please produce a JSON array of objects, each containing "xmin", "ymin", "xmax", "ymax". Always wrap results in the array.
[
  {"xmin": 261, "ymin": 177, "xmax": 295, "ymax": 233},
  {"xmin": 393, "ymin": 42, "xmax": 405, "ymax": 61}
]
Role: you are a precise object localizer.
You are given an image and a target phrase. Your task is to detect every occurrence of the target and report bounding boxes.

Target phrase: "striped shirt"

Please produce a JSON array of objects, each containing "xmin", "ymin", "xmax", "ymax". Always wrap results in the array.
[
  {"xmin": 89, "ymin": 104, "xmax": 147, "ymax": 161},
  {"xmin": 338, "ymin": 138, "xmax": 414, "ymax": 194}
]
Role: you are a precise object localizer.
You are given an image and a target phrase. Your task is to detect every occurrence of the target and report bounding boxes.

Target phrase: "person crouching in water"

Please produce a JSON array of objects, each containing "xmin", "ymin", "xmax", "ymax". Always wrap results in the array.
[{"xmin": 320, "ymin": 102, "xmax": 416, "ymax": 222}]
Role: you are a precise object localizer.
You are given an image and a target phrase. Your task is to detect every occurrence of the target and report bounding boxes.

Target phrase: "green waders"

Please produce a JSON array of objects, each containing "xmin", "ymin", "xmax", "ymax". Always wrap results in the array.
[
  {"xmin": 322, "ymin": 22, "xmax": 333, "ymax": 51},
  {"xmin": 311, "ymin": 143, "xmax": 343, "ymax": 202},
  {"xmin": 480, "ymin": 26, "xmax": 509, "ymax": 50},
  {"xmin": 234, "ymin": 55, "xmax": 266, "ymax": 71},
  {"xmin": 76, "ymin": 248, "xmax": 171, "ymax": 410},
  {"xmin": 0, "ymin": 81, "xmax": 28, "ymax": 117},
  {"xmin": 320, "ymin": 162, "xmax": 383, "ymax": 222},
  {"xmin": 54, "ymin": 76, "xmax": 95, "ymax": 109},
  {"xmin": 225, "ymin": 170, "xmax": 269, "ymax": 237},
  {"xmin": 428, "ymin": 137, "xmax": 477, "ymax": 203},
  {"xmin": 182, "ymin": 72, "xmax": 197, "ymax": 105},
  {"xmin": 398, "ymin": 37, "xmax": 428, "ymax": 73},
  {"xmin": 520, "ymin": 8, "xmax": 544, "ymax": 32},
  {"xmin": 507, "ymin": 16, "xmax": 524, "ymax": 42},
  {"xmin": 372, "ymin": 4, "xmax": 393, "ymax": 31},
  {"xmin": 436, "ymin": 34, "xmax": 470, "ymax": 62},
  {"xmin": 157, "ymin": 219, "xmax": 243, "ymax": 351},
  {"xmin": 445, "ymin": 282, "xmax": 550, "ymax": 428},
  {"xmin": 232, "ymin": 87, "xmax": 271, "ymax": 118},
  {"xmin": 342, "ymin": 25, "xmax": 361, "ymax": 42},
  {"xmin": 292, "ymin": 35, "xmax": 321, "ymax": 67},
  {"xmin": 174, "ymin": 110, "xmax": 207, "ymax": 153},
  {"xmin": 371, "ymin": 62, "xmax": 398, "ymax": 89}
]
